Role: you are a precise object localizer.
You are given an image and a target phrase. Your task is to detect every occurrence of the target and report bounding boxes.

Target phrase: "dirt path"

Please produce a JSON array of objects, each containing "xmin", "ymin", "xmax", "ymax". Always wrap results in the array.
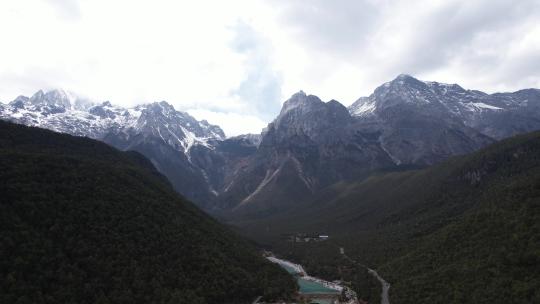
[
  {"xmin": 367, "ymin": 268, "xmax": 390, "ymax": 304},
  {"xmin": 340, "ymin": 247, "xmax": 390, "ymax": 304}
]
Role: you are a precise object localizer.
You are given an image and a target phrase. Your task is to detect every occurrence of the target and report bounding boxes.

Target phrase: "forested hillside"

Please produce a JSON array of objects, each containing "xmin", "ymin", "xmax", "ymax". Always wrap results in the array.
[
  {"xmin": 239, "ymin": 131, "xmax": 540, "ymax": 303},
  {"xmin": 0, "ymin": 121, "xmax": 296, "ymax": 304}
]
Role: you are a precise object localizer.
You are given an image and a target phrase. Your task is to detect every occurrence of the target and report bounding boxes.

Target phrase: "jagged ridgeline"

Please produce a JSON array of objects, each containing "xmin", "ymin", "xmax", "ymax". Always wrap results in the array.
[
  {"xmin": 2, "ymin": 76, "xmax": 540, "ymax": 218},
  {"xmin": 0, "ymin": 121, "xmax": 296, "ymax": 304}
]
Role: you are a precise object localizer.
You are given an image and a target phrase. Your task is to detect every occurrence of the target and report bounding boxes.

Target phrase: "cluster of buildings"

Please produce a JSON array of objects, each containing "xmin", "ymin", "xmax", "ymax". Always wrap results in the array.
[{"xmin": 284, "ymin": 233, "xmax": 330, "ymax": 243}]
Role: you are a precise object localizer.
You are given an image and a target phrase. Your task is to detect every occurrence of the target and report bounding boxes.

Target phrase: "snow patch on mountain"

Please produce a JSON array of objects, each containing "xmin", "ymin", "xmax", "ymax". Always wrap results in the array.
[
  {"xmin": 349, "ymin": 97, "xmax": 376, "ymax": 116},
  {"xmin": 348, "ymin": 75, "xmax": 514, "ymax": 120},
  {"xmin": 465, "ymin": 102, "xmax": 503, "ymax": 111},
  {"xmin": 0, "ymin": 89, "xmax": 225, "ymax": 163}
]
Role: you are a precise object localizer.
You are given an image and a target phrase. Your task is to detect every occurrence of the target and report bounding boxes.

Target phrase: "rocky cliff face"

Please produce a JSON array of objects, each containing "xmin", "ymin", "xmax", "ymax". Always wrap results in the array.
[{"xmin": 218, "ymin": 91, "xmax": 395, "ymax": 217}]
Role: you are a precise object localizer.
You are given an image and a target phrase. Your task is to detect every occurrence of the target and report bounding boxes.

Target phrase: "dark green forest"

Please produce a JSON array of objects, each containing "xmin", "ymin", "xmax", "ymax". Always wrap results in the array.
[
  {"xmin": 239, "ymin": 131, "xmax": 540, "ymax": 303},
  {"xmin": 0, "ymin": 121, "xmax": 296, "ymax": 304}
]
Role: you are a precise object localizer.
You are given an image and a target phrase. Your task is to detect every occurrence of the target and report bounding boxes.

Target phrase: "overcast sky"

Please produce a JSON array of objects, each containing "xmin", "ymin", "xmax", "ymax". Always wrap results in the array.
[{"xmin": 1, "ymin": 0, "xmax": 539, "ymax": 136}]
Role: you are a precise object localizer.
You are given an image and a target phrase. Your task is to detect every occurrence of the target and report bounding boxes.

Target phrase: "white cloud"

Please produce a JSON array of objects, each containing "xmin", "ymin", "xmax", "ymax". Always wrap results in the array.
[
  {"xmin": 0, "ymin": 0, "xmax": 539, "ymax": 134},
  {"xmin": 187, "ymin": 108, "xmax": 267, "ymax": 137}
]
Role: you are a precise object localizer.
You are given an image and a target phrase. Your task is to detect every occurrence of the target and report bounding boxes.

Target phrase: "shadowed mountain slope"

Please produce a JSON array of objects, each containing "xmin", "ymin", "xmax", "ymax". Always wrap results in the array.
[{"xmin": 0, "ymin": 121, "xmax": 296, "ymax": 304}]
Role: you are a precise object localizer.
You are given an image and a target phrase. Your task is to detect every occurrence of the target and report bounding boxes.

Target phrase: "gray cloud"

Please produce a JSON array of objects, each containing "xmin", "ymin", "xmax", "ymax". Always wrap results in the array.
[
  {"xmin": 230, "ymin": 21, "xmax": 283, "ymax": 120},
  {"xmin": 0, "ymin": 0, "xmax": 538, "ymax": 135},
  {"xmin": 267, "ymin": 0, "xmax": 540, "ymax": 95},
  {"xmin": 272, "ymin": 0, "xmax": 381, "ymax": 55},
  {"xmin": 393, "ymin": 0, "xmax": 540, "ymax": 75}
]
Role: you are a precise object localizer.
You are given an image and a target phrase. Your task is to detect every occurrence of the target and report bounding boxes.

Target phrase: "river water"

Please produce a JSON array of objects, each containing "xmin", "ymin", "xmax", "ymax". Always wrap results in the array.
[{"xmin": 267, "ymin": 257, "xmax": 341, "ymax": 295}]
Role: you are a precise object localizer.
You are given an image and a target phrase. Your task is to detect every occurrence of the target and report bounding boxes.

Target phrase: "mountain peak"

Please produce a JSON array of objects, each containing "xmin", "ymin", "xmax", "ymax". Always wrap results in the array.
[
  {"xmin": 395, "ymin": 73, "xmax": 415, "ymax": 80},
  {"xmin": 268, "ymin": 92, "xmax": 351, "ymax": 141},
  {"xmin": 9, "ymin": 95, "xmax": 29, "ymax": 107},
  {"xmin": 293, "ymin": 90, "xmax": 306, "ymax": 97},
  {"xmin": 158, "ymin": 100, "xmax": 172, "ymax": 107},
  {"xmin": 25, "ymin": 89, "xmax": 71, "ymax": 112},
  {"xmin": 30, "ymin": 90, "xmax": 45, "ymax": 101},
  {"xmin": 280, "ymin": 91, "xmax": 323, "ymax": 115},
  {"xmin": 145, "ymin": 101, "xmax": 176, "ymax": 116},
  {"xmin": 45, "ymin": 88, "xmax": 69, "ymax": 98},
  {"xmin": 389, "ymin": 73, "xmax": 425, "ymax": 86}
]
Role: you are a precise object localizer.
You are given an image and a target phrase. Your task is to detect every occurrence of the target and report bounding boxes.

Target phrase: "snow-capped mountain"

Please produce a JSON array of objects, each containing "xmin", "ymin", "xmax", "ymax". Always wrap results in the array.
[
  {"xmin": 0, "ymin": 90, "xmax": 224, "ymax": 151},
  {"xmin": 350, "ymin": 74, "xmax": 540, "ymax": 140},
  {"xmin": 0, "ymin": 89, "xmax": 233, "ymax": 208},
  {"xmin": 350, "ymin": 74, "xmax": 496, "ymax": 117}
]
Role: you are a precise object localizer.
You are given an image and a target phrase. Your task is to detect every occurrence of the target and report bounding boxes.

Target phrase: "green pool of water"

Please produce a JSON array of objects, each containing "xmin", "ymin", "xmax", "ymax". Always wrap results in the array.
[
  {"xmin": 275, "ymin": 261, "xmax": 340, "ymax": 295},
  {"xmin": 298, "ymin": 278, "xmax": 340, "ymax": 294}
]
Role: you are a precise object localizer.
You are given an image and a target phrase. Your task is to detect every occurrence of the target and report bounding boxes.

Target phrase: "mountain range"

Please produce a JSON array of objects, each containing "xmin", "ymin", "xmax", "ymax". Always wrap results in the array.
[
  {"xmin": 2, "ymin": 74, "xmax": 540, "ymax": 303},
  {"xmin": 2, "ymin": 74, "xmax": 540, "ymax": 218}
]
